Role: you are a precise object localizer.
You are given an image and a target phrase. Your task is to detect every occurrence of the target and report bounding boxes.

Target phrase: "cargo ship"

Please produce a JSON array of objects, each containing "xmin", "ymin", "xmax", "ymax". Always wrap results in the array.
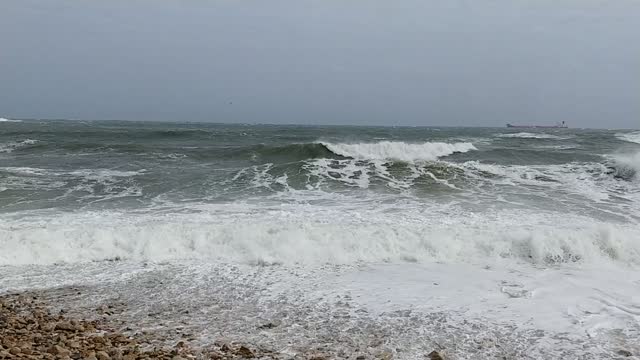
[{"xmin": 506, "ymin": 121, "xmax": 567, "ymax": 128}]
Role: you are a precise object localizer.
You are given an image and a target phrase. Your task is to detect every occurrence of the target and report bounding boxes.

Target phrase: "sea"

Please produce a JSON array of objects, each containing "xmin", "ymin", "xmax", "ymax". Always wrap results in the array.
[{"xmin": 1, "ymin": 118, "xmax": 640, "ymax": 358}]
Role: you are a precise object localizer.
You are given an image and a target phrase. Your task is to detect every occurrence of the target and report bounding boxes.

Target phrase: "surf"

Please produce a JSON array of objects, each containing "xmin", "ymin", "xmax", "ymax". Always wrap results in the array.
[{"xmin": 2, "ymin": 206, "xmax": 640, "ymax": 267}]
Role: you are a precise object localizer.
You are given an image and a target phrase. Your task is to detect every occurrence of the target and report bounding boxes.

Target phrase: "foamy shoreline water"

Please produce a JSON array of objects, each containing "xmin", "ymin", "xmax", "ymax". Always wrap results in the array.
[
  {"xmin": 1, "ymin": 260, "xmax": 639, "ymax": 359},
  {"xmin": 2, "ymin": 206, "xmax": 639, "ymax": 266}
]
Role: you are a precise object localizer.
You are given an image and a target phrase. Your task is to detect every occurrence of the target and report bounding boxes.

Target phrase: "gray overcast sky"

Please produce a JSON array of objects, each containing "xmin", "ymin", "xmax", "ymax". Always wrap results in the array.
[{"xmin": 1, "ymin": 0, "xmax": 638, "ymax": 128}]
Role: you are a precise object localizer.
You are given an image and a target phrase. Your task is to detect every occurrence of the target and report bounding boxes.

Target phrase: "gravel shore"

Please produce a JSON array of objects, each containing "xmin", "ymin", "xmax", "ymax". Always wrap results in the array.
[
  {"xmin": 0, "ymin": 291, "xmax": 446, "ymax": 360},
  {"xmin": 4, "ymin": 261, "xmax": 637, "ymax": 359},
  {"xmin": 0, "ymin": 292, "xmax": 286, "ymax": 360}
]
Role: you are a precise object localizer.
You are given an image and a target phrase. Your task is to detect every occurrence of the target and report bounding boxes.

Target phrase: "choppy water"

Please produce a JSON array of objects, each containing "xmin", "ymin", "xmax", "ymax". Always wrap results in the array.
[
  {"xmin": 2, "ymin": 119, "xmax": 640, "ymax": 358},
  {"xmin": 1, "ymin": 120, "xmax": 639, "ymax": 265}
]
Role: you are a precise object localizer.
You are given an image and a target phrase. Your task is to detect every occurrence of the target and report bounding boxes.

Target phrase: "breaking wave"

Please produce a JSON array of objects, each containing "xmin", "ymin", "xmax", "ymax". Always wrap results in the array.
[
  {"xmin": 1, "ymin": 209, "xmax": 639, "ymax": 266},
  {"xmin": 610, "ymin": 152, "xmax": 640, "ymax": 180},
  {"xmin": 229, "ymin": 141, "xmax": 477, "ymax": 163},
  {"xmin": 616, "ymin": 131, "xmax": 640, "ymax": 145},
  {"xmin": 0, "ymin": 139, "xmax": 475, "ymax": 163},
  {"xmin": 320, "ymin": 141, "xmax": 477, "ymax": 162}
]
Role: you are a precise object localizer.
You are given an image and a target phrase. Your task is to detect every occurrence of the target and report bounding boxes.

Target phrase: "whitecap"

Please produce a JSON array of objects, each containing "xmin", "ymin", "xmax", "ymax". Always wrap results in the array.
[
  {"xmin": 497, "ymin": 132, "xmax": 569, "ymax": 140},
  {"xmin": 616, "ymin": 131, "xmax": 640, "ymax": 145},
  {"xmin": 0, "ymin": 117, "xmax": 22, "ymax": 122},
  {"xmin": 321, "ymin": 141, "xmax": 476, "ymax": 162}
]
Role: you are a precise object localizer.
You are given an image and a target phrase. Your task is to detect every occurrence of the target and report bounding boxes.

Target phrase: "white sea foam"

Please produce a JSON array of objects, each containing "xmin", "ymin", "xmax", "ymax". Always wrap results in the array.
[
  {"xmin": 321, "ymin": 141, "xmax": 476, "ymax": 162},
  {"xmin": 160, "ymin": 152, "xmax": 187, "ymax": 159},
  {"xmin": 0, "ymin": 167, "xmax": 144, "ymax": 178},
  {"xmin": 226, "ymin": 157, "xmax": 638, "ymax": 212},
  {"xmin": 461, "ymin": 161, "xmax": 636, "ymax": 204},
  {"xmin": 303, "ymin": 158, "xmax": 375, "ymax": 189},
  {"xmin": 0, "ymin": 166, "xmax": 50, "ymax": 176},
  {"xmin": 497, "ymin": 132, "xmax": 568, "ymax": 140},
  {"xmin": 2, "ymin": 205, "xmax": 639, "ymax": 267},
  {"xmin": 0, "ymin": 139, "xmax": 38, "ymax": 153},
  {"xmin": 0, "ymin": 167, "xmax": 145, "ymax": 197},
  {"xmin": 67, "ymin": 169, "xmax": 145, "ymax": 178},
  {"xmin": 335, "ymin": 262, "xmax": 640, "ymax": 349},
  {"xmin": 616, "ymin": 131, "xmax": 640, "ymax": 145},
  {"xmin": 535, "ymin": 144, "xmax": 579, "ymax": 150}
]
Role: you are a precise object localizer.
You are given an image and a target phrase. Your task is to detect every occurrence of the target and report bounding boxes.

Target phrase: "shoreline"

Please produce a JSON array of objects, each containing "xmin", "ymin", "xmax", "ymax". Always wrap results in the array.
[
  {"xmin": 0, "ymin": 286, "xmax": 444, "ymax": 360},
  {"xmin": 1, "ymin": 260, "xmax": 639, "ymax": 359},
  {"xmin": 0, "ymin": 291, "xmax": 287, "ymax": 359}
]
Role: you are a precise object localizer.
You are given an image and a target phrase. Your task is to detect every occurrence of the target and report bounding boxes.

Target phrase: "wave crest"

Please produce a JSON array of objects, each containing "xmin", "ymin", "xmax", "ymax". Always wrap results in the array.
[
  {"xmin": 497, "ymin": 132, "xmax": 568, "ymax": 140},
  {"xmin": 616, "ymin": 131, "xmax": 640, "ymax": 145},
  {"xmin": 321, "ymin": 141, "xmax": 477, "ymax": 162},
  {"xmin": 0, "ymin": 117, "xmax": 21, "ymax": 122}
]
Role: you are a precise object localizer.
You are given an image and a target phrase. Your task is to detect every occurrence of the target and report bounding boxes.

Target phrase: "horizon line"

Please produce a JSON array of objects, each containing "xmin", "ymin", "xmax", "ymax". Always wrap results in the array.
[{"xmin": 3, "ymin": 116, "xmax": 633, "ymax": 130}]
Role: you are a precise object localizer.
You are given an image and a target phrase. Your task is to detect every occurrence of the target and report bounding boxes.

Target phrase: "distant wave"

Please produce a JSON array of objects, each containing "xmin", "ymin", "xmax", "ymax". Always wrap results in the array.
[
  {"xmin": 0, "ymin": 117, "xmax": 21, "ymax": 122},
  {"xmin": 616, "ymin": 131, "xmax": 640, "ymax": 145},
  {"xmin": 535, "ymin": 144, "xmax": 579, "ymax": 150},
  {"xmin": 497, "ymin": 132, "xmax": 569, "ymax": 140},
  {"xmin": 0, "ymin": 139, "xmax": 476, "ymax": 163},
  {"xmin": 248, "ymin": 143, "xmax": 336, "ymax": 161},
  {"xmin": 321, "ymin": 141, "xmax": 477, "ymax": 162}
]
